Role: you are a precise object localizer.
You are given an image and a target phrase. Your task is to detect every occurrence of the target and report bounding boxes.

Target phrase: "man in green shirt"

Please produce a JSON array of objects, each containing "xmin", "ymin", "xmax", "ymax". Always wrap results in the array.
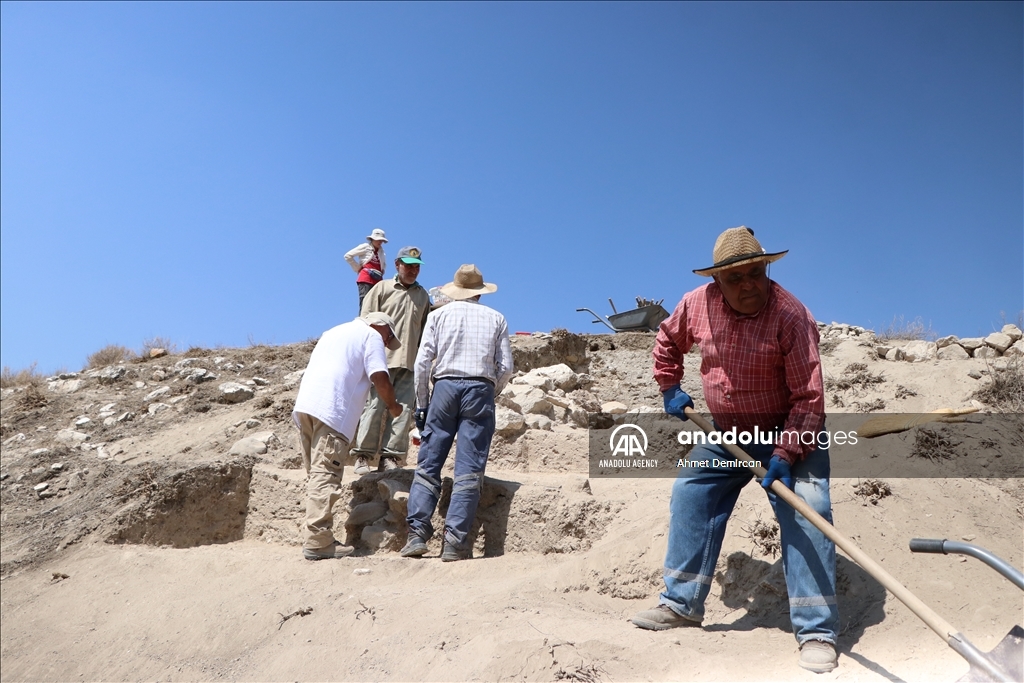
[{"xmin": 352, "ymin": 246, "xmax": 430, "ymax": 473}]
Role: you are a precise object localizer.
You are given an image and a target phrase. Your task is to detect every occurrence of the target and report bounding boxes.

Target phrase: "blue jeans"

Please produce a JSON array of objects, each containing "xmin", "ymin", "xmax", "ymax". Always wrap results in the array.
[
  {"xmin": 406, "ymin": 378, "xmax": 495, "ymax": 551},
  {"xmin": 661, "ymin": 439, "xmax": 839, "ymax": 645}
]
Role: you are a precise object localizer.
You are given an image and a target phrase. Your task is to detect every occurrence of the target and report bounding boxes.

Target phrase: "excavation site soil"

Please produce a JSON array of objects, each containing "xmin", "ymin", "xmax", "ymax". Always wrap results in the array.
[{"xmin": 1, "ymin": 328, "xmax": 1022, "ymax": 682}]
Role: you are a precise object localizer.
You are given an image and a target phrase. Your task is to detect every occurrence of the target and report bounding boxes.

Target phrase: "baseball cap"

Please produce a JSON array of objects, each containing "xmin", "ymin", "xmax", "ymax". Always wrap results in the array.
[
  {"xmin": 361, "ymin": 312, "xmax": 402, "ymax": 350},
  {"xmin": 396, "ymin": 246, "xmax": 424, "ymax": 265}
]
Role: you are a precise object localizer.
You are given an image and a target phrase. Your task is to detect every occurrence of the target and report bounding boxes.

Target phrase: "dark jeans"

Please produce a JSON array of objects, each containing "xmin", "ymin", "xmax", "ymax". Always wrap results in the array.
[
  {"xmin": 357, "ymin": 282, "xmax": 374, "ymax": 314},
  {"xmin": 406, "ymin": 378, "xmax": 496, "ymax": 550}
]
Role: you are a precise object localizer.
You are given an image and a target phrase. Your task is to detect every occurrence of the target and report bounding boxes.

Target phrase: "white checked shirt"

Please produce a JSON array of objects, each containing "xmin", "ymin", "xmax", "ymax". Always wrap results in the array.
[{"xmin": 414, "ymin": 300, "xmax": 513, "ymax": 408}]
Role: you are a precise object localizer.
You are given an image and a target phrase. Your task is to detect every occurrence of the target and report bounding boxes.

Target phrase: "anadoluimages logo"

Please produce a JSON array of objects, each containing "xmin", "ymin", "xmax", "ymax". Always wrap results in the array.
[{"xmin": 608, "ymin": 423, "xmax": 648, "ymax": 457}]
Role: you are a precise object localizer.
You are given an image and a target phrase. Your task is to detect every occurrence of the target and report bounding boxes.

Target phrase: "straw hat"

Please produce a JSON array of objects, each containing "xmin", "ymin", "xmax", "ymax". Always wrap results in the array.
[
  {"xmin": 692, "ymin": 226, "xmax": 788, "ymax": 277},
  {"xmin": 440, "ymin": 264, "xmax": 498, "ymax": 300},
  {"xmin": 366, "ymin": 228, "xmax": 388, "ymax": 243}
]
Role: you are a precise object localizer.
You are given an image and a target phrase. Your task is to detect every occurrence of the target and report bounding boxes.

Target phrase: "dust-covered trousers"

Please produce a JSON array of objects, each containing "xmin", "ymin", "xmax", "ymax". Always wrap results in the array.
[
  {"xmin": 660, "ymin": 438, "xmax": 839, "ymax": 645},
  {"xmin": 406, "ymin": 378, "xmax": 495, "ymax": 551},
  {"xmin": 352, "ymin": 367, "xmax": 415, "ymax": 462},
  {"xmin": 296, "ymin": 412, "xmax": 352, "ymax": 550}
]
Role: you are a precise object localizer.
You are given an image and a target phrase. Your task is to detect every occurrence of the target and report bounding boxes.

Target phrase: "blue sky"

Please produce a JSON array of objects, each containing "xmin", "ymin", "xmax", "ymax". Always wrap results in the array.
[{"xmin": 2, "ymin": 2, "xmax": 1021, "ymax": 373}]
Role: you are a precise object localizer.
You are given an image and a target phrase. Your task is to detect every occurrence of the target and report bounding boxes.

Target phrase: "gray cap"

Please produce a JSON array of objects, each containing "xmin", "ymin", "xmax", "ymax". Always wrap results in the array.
[{"xmin": 361, "ymin": 312, "xmax": 402, "ymax": 350}]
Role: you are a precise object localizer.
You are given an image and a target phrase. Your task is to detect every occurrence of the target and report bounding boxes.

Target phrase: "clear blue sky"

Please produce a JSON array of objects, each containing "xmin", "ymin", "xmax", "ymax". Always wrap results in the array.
[{"xmin": 2, "ymin": 2, "xmax": 1021, "ymax": 373}]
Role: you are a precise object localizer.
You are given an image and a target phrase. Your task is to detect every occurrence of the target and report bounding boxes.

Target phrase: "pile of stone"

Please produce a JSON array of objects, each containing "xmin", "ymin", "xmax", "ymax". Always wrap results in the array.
[
  {"xmin": 494, "ymin": 363, "xmax": 598, "ymax": 436},
  {"xmin": 875, "ymin": 324, "xmax": 1023, "ymax": 362},
  {"xmin": 817, "ymin": 322, "xmax": 874, "ymax": 341}
]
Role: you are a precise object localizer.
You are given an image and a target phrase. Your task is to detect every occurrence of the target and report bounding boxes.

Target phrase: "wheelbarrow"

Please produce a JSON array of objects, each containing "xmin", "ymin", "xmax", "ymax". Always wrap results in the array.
[{"xmin": 576, "ymin": 297, "xmax": 669, "ymax": 333}]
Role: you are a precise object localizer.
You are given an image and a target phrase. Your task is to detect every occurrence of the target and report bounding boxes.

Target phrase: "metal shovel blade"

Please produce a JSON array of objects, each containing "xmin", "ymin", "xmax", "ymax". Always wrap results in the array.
[{"xmin": 956, "ymin": 625, "xmax": 1023, "ymax": 682}]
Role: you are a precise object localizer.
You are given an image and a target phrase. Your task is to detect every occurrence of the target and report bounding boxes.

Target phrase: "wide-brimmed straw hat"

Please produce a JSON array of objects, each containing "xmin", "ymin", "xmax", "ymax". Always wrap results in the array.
[
  {"xmin": 692, "ymin": 226, "xmax": 788, "ymax": 277},
  {"xmin": 440, "ymin": 264, "xmax": 497, "ymax": 300},
  {"xmin": 366, "ymin": 228, "xmax": 388, "ymax": 243},
  {"xmin": 361, "ymin": 311, "xmax": 402, "ymax": 350}
]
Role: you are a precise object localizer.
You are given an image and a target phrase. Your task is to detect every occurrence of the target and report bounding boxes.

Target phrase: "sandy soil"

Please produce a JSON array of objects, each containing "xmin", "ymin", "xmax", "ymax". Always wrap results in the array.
[{"xmin": 1, "ymin": 331, "xmax": 1021, "ymax": 682}]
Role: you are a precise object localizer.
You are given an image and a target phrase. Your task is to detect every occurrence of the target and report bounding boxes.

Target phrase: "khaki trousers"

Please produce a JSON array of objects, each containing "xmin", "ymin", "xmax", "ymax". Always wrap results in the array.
[
  {"xmin": 352, "ymin": 367, "xmax": 415, "ymax": 462},
  {"xmin": 296, "ymin": 412, "xmax": 351, "ymax": 550}
]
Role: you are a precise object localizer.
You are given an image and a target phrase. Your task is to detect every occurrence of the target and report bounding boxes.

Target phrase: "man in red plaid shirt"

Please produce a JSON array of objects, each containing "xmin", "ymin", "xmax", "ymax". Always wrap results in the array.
[{"xmin": 631, "ymin": 227, "xmax": 839, "ymax": 674}]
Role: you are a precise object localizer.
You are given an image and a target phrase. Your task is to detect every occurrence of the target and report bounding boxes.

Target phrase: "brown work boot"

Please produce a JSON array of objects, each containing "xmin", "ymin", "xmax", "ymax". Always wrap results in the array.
[
  {"xmin": 630, "ymin": 604, "xmax": 702, "ymax": 631},
  {"xmin": 302, "ymin": 541, "xmax": 354, "ymax": 561},
  {"xmin": 799, "ymin": 640, "xmax": 837, "ymax": 673}
]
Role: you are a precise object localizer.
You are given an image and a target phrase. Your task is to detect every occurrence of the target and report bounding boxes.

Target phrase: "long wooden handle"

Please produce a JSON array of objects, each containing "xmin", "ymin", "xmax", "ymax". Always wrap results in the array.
[{"xmin": 681, "ymin": 407, "xmax": 958, "ymax": 641}]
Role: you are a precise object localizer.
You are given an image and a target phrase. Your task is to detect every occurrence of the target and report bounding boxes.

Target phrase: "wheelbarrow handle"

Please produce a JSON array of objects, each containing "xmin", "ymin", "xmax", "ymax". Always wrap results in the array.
[{"xmin": 911, "ymin": 538, "xmax": 1024, "ymax": 591}]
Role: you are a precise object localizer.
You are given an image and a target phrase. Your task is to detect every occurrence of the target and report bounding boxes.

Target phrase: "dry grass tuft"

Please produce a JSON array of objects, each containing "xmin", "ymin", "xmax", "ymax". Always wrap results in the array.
[
  {"xmin": 87, "ymin": 345, "xmax": 136, "ymax": 369},
  {"xmin": 141, "ymin": 336, "xmax": 178, "ymax": 357},
  {"xmin": 742, "ymin": 514, "xmax": 780, "ymax": 559},
  {"xmin": 911, "ymin": 428, "xmax": 961, "ymax": 462},
  {"xmin": 825, "ymin": 363, "xmax": 886, "ymax": 392},
  {"xmin": 853, "ymin": 479, "xmax": 892, "ymax": 505},
  {"xmin": 972, "ymin": 357, "xmax": 1024, "ymax": 412},
  {"xmin": 0, "ymin": 362, "xmax": 45, "ymax": 389},
  {"xmin": 877, "ymin": 315, "xmax": 934, "ymax": 342}
]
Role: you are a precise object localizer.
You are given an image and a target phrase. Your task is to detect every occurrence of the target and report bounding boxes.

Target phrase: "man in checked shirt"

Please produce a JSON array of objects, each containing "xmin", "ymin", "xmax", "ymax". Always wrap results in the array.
[
  {"xmin": 400, "ymin": 264, "xmax": 513, "ymax": 562},
  {"xmin": 631, "ymin": 227, "xmax": 839, "ymax": 674}
]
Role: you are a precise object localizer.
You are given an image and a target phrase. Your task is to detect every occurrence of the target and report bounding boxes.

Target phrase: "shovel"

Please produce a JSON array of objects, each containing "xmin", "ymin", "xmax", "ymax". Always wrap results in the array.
[{"xmin": 682, "ymin": 407, "xmax": 1023, "ymax": 682}]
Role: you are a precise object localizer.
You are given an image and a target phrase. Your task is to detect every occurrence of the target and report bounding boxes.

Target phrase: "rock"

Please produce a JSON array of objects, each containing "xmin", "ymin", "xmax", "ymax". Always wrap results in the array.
[
  {"xmin": 875, "ymin": 345, "xmax": 892, "ymax": 359},
  {"xmin": 180, "ymin": 367, "xmax": 216, "ymax": 384},
  {"xmin": 34, "ymin": 482, "xmax": 49, "ymax": 493},
  {"xmin": 245, "ymin": 418, "xmax": 262, "ymax": 429},
  {"xmin": 149, "ymin": 348, "xmax": 168, "ymax": 358},
  {"xmin": 55, "ymin": 429, "xmax": 89, "ymax": 444},
  {"xmin": 148, "ymin": 402, "xmax": 171, "ymax": 415},
  {"xmin": 378, "ymin": 478, "xmax": 410, "ymax": 501},
  {"xmin": 50, "ymin": 463, "xmax": 64, "ymax": 471},
  {"xmin": 901, "ymin": 341, "xmax": 937, "ymax": 362},
  {"xmin": 116, "ymin": 411, "xmax": 136, "ymax": 423},
  {"xmin": 544, "ymin": 393, "xmax": 571, "ymax": 409},
  {"xmin": 168, "ymin": 395, "xmax": 188, "ymax": 405},
  {"xmin": 525, "ymin": 414, "xmax": 553, "ymax": 431},
  {"xmin": 228, "ymin": 436, "xmax": 268, "ymax": 456},
  {"xmin": 959, "ymin": 337, "xmax": 985, "ymax": 352},
  {"xmin": 353, "ymin": 568, "xmax": 372, "ymax": 576},
  {"xmin": 1004, "ymin": 340, "xmax": 1024, "ymax": 358},
  {"xmin": 98, "ymin": 365, "xmax": 127, "ymax": 384},
  {"xmin": 360, "ymin": 524, "xmax": 395, "ymax": 551},
  {"xmin": 144, "ymin": 386, "xmax": 172, "ymax": 402},
  {"xmin": 218, "ymin": 382, "xmax": 255, "ymax": 403},
  {"xmin": 283, "ymin": 370, "xmax": 305, "ymax": 387},
  {"xmin": 47, "ymin": 379, "xmax": 83, "ymax": 394},
  {"xmin": 934, "ymin": 335, "xmax": 958, "ymax": 349},
  {"xmin": 601, "ymin": 401, "xmax": 628, "ymax": 414},
  {"xmin": 1001, "ymin": 324, "xmax": 1023, "ymax": 343},
  {"xmin": 967, "ymin": 370, "xmax": 982, "ymax": 379},
  {"xmin": 885, "ymin": 348, "xmax": 905, "ymax": 361},
  {"xmin": 984, "ymin": 332, "xmax": 1013, "ymax": 354},
  {"xmin": 134, "ymin": 381, "xmax": 146, "ymax": 389},
  {"xmin": 495, "ymin": 406, "xmax": 526, "ymax": 436},
  {"xmin": 511, "ymin": 371, "xmax": 554, "ymax": 392},
  {"xmin": 973, "ymin": 346, "xmax": 998, "ymax": 359},
  {"xmin": 346, "ymin": 501, "xmax": 389, "ymax": 526},
  {"xmin": 936, "ymin": 344, "xmax": 970, "ymax": 360},
  {"xmin": 74, "ymin": 416, "xmax": 91, "ymax": 427},
  {"xmin": 389, "ymin": 490, "xmax": 410, "ymax": 517},
  {"xmin": 532, "ymin": 363, "xmax": 580, "ymax": 391},
  {"xmin": 502, "ymin": 385, "xmax": 552, "ymax": 415},
  {"xmin": 103, "ymin": 417, "xmax": 116, "ymax": 426},
  {"xmin": 252, "ymin": 377, "xmax": 269, "ymax": 386}
]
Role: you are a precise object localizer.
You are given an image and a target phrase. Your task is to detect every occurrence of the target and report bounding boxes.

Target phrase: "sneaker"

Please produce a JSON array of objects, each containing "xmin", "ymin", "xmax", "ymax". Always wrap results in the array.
[
  {"xmin": 379, "ymin": 456, "xmax": 400, "ymax": 471},
  {"xmin": 353, "ymin": 456, "xmax": 371, "ymax": 475},
  {"xmin": 400, "ymin": 534, "xmax": 428, "ymax": 558},
  {"xmin": 302, "ymin": 541, "xmax": 354, "ymax": 561},
  {"xmin": 440, "ymin": 543, "xmax": 471, "ymax": 562},
  {"xmin": 799, "ymin": 640, "xmax": 837, "ymax": 673},
  {"xmin": 630, "ymin": 605, "xmax": 702, "ymax": 631}
]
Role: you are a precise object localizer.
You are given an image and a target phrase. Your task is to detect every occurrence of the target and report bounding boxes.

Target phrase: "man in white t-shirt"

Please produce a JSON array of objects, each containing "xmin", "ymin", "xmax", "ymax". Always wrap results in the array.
[{"xmin": 293, "ymin": 312, "xmax": 403, "ymax": 560}]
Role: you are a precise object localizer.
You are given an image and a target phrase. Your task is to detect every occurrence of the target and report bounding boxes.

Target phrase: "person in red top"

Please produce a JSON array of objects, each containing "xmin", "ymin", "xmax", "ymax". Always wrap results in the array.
[
  {"xmin": 345, "ymin": 228, "xmax": 389, "ymax": 313},
  {"xmin": 631, "ymin": 227, "xmax": 839, "ymax": 674}
]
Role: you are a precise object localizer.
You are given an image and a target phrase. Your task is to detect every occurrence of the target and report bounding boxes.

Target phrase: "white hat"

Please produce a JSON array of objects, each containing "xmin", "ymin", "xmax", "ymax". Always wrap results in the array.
[
  {"xmin": 366, "ymin": 228, "xmax": 388, "ymax": 243},
  {"xmin": 361, "ymin": 312, "xmax": 401, "ymax": 350}
]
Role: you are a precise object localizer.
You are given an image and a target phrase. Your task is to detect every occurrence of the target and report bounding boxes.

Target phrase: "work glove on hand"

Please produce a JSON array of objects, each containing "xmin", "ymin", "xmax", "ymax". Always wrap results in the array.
[
  {"xmin": 761, "ymin": 455, "xmax": 794, "ymax": 490},
  {"xmin": 662, "ymin": 385, "xmax": 694, "ymax": 421},
  {"xmin": 414, "ymin": 408, "xmax": 428, "ymax": 432}
]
